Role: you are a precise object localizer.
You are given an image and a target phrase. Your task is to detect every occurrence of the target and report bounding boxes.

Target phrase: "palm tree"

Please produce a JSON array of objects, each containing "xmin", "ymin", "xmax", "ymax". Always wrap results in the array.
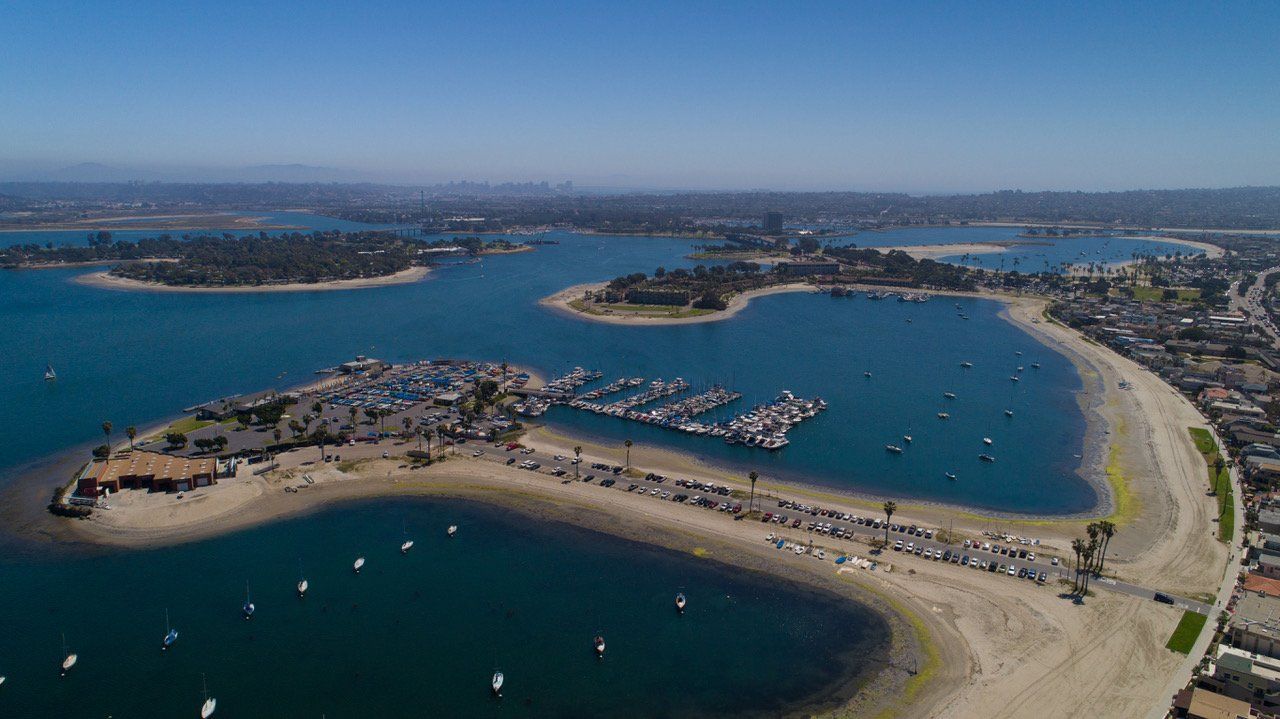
[
  {"xmin": 1081, "ymin": 544, "xmax": 1096, "ymax": 596},
  {"xmin": 402, "ymin": 416, "xmax": 413, "ymax": 439},
  {"xmin": 748, "ymin": 471, "xmax": 759, "ymax": 513},
  {"xmin": 273, "ymin": 428, "xmax": 282, "ymax": 445},
  {"xmin": 574, "ymin": 446, "xmax": 582, "ymax": 479},
  {"xmin": 623, "ymin": 439, "xmax": 633, "ymax": 470},
  {"xmin": 1085, "ymin": 522, "xmax": 1101, "ymax": 572},
  {"xmin": 436, "ymin": 426, "xmax": 446, "ymax": 458},
  {"xmin": 1096, "ymin": 521, "xmax": 1116, "ymax": 574},
  {"xmin": 501, "ymin": 361, "xmax": 510, "ymax": 392},
  {"xmin": 126, "ymin": 425, "xmax": 137, "ymax": 449},
  {"xmin": 1070, "ymin": 538, "xmax": 1085, "ymax": 594},
  {"xmin": 316, "ymin": 419, "xmax": 330, "ymax": 462},
  {"xmin": 882, "ymin": 501, "xmax": 896, "ymax": 546},
  {"xmin": 101, "ymin": 421, "xmax": 113, "ymax": 452},
  {"xmin": 349, "ymin": 406, "xmax": 358, "ymax": 433},
  {"xmin": 311, "ymin": 401, "xmax": 323, "ymax": 417}
]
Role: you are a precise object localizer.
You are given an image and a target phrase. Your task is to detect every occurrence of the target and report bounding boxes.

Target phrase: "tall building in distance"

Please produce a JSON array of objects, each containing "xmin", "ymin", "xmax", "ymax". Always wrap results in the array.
[{"xmin": 762, "ymin": 211, "xmax": 784, "ymax": 234}]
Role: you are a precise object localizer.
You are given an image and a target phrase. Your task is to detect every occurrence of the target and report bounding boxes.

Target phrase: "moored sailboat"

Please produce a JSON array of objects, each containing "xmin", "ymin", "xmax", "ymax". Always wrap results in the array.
[
  {"xmin": 675, "ymin": 592, "xmax": 687, "ymax": 613},
  {"xmin": 201, "ymin": 674, "xmax": 217, "ymax": 718},
  {"xmin": 242, "ymin": 583, "xmax": 255, "ymax": 620},
  {"xmin": 491, "ymin": 671, "xmax": 504, "ymax": 695},
  {"xmin": 60, "ymin": 634, "xmax": 76, "ymax": 677},
  {"xmin": 162, "ymin": 609, "xmax": 178, "ymax": 651}
]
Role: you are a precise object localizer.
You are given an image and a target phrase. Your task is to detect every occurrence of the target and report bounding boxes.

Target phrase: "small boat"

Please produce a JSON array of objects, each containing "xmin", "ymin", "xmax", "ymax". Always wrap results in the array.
[
  {"xmin": 201, "ymin": 674, "xmax": 217, "ymax": 718},
  {"xmin": 835, "ymin": 555, "xmax": 846, "ymax": 564},
  {"xmin": 242, "ymin": 583, "xmax": 255, "ymax": 620},
  {"xmin": 863, "ymin": 371, "xmax": 872, "ymax": 378},
  {"xmin": 1009, "ymin": 376, "xmax": 1019, "ymax": 382},
  {"xmin": 945, "ymin": 472, "xmax": 957, "ymax": 480},
  {"xmin": 0, "ymin": 675, "xmax": 5, "ymax": 687},
  {"xmin": 1031, "ymin": 362, "xmax": 1041, "ymax": 369},
  {"xmin": 44, "ymin": 364, "xmax": 56, "ymax": 381},
  {"xmin": 1004, "ymin": 409, "xmax": 1014, "ymax": 417},
  {"xmin": 401, "ymin": 521, "xmax": 414, "ymax": 553},
  {"xmin": 902, "ymin": 435, "xmax": 913, "ymax": 443},
  {"xmin": 675, "ymin": 592, "xmax": 687, "ymax": 613},
  {"xmin": 982, "ymin": 437, "xmax": 993, "ymax": 445},
  {"xmin": 943, "ymin": 392, "xmax": 956, "ymax": 399},
  {"xmin": 447, "ymin": 525, "xmax": 458, "ymax": 537},
  {"xmin": 297, "ymin": 578, "xmax": 309, "ymax": 597},
  {"xmin": 594, "ymin": 635, "xmax": 606, "ymax": 657},
  {"xmin": 979, "ymin": 454, "xmax": 995, "ymax": 463},
  {"xmin": 960, "ymin": 362, "xmax": 973, "ymax": 368},
  {"xmin": 937, "ymin": 412, "xmax": 950, "ymax": 420},
  {"xmin": 162, "ymin": 609, "xmax": 178, "ymax": 651},
  {"xmin": 491, "ymin": 671, "xmax": 504, "ymax": 695},
  {"xmin": 885, "ymin": 444, "xmax": 903, "ymax": 454},
  {"xmin": 60, "ymin": 635, "xmax": 76, "ymax": 677},
  {"xmin": 353, "ymin": 557, "xmax": 366, "ymax": 573},
  {"xmin": 1015, "ymin": 351, "xmax": 1023, "ymax": 356}
]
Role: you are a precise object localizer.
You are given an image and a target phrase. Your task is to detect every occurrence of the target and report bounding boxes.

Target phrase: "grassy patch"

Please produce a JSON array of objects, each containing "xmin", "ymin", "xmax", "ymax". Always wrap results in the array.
[
  {"xmin": 1188, "ymin": 427, "xmax": 1217, "ymax": 456},
  {"xmin": 1166, "ymin": 611, "xmax": 1208, "ymax": 654},
  {"xmin": 1188, "ymin": 427, "xmax": 1234, "ymax": 543},
  {"xmin": 1128, "ymin": 286, "xmax": 1202, "ymax": 302},
  {"xmin": 149, "ymin": 415, "xmax": 214, "ymax": 439}
]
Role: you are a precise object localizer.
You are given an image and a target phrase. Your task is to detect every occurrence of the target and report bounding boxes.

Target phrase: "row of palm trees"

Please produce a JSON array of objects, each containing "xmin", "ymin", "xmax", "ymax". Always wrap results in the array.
[{"xmin": 1070, "ymin": 520, "xmax": 1116, "ymax": 597}]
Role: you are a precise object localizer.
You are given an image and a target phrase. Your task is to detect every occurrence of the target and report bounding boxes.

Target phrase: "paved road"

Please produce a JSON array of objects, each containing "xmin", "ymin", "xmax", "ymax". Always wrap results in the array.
[
  {"xmin": 1231, "ymin": 266, "xmax": 1280, "ymax": 348},
  {"xmin": 474, "ymin": 443, "xmax": 1221, "ymax": 616}
]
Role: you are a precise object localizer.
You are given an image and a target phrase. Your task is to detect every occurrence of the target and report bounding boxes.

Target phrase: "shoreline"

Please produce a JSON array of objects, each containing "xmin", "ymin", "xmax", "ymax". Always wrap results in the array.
[
  {"xmin": 42, "ymin": 458, "xmax": 926, "ymax": 717},
  {"xmin": 0, "ymin": 286, "xmax": 1228, "ymax": 716},
  {"xmin": 72, "ymin": 265, "xmax": 431, "ymax": 293},
  {"xmin": 539, "ymin": 281, "xmax": 815, "ymax": 326}
]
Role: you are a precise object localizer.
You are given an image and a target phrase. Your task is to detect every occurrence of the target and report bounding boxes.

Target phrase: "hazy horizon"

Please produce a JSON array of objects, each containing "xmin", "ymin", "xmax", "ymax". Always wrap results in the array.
[{"xmin": 3, "ymin": 2, "xmax": 1278, "ymax": 192}]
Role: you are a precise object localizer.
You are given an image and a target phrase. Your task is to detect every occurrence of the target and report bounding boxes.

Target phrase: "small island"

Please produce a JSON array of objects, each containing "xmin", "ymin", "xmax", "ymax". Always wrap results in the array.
[
  {"xmin": 1, "ymin": 231, "xmax": 533, "ymax": 291},
  {"xmin": 544, "ymin": 247, "xmax": 980, "ymax": 324}
]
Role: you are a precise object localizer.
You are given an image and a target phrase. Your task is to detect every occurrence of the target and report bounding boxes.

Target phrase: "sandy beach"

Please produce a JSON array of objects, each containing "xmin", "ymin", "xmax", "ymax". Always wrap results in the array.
[
  {"xmin": 73, "ymin": 265, "xmax": 431, "ymax": 293},
  {"xmin": 539, "ymin": 281, "xmax": 815, "ymax": 325}
]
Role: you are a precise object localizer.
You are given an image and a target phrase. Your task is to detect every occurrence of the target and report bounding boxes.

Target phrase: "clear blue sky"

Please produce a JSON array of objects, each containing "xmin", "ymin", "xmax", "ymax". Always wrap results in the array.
[{"xmin": 2, "ymin": 1, "xmax": 1277, "ymax": 191}]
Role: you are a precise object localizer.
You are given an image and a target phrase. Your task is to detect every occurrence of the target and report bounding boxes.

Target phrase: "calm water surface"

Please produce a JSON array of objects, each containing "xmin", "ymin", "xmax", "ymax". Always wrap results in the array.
[
  {"xmin": 0, "ymin": 498, "xmax": 886, "ymax": 717},
  {"xmin": 834, "ymin": 225, "xmax": 1201, "ymax": 273},
  {"xmin": 2, "ymin": 228, "xmax": 1102, "ymax": 513}
]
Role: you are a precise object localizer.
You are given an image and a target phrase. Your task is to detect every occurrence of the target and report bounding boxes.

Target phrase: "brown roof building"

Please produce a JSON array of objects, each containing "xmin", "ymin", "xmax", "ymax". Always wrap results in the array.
[{"xmin": 77, "ymin": 450, "xmax": 218, "ymax": 497}]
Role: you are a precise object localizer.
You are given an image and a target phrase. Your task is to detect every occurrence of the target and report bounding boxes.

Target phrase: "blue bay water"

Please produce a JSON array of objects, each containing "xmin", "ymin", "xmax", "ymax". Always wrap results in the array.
[
  {"xmin": 0, "ymin": 220, "xmax": 1136, "ymax": 716},
  {"xmin": 0, "ymin": 498, "xmax": 885, "ymax": 718},
  {"xmin": 2, "ymin": 228, "xmax": 1101, "ymax": 514},
  {"xmin": 833, "ymin": 225, "xmax": 1201, "ymax": 274}
]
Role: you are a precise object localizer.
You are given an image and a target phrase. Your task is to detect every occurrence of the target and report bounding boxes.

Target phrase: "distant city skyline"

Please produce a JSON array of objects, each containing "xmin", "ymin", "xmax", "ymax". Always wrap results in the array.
[{"xmin": 2, "ymin": 1, "xmax": 1277, "ymax": 192}]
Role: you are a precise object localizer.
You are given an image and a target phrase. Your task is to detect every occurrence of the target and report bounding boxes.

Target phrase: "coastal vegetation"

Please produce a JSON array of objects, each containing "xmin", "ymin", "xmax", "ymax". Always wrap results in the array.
[
  {"xmin": 0, "ymin": 231, "xmax": 532, "ymax": 287},
  {"xmin": 1189, "ymin": 428, "xmax": 1235, "ymax": 543}
]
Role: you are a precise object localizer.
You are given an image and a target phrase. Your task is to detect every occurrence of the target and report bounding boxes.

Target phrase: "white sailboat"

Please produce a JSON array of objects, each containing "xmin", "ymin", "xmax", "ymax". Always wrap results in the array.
[
  {"xmin": 60, "ymin": 634, "xmax": 76, "ymax": 677},
  {"xmin": 447, "ymin": 524, "xmax": 458, "ymax": 537},
  {"xmin": 242, "ymin": 582, "xmax": 255, "ymax": 620},
  {"xmin": 491, "ymin": 671, "xmax": 504, "ymax": 695},
  {"xmin": 201, "ymin": 674, "xmax": 217, "ymax": 718},
  {"xmin": 675, "ymin": 592, "xmax": 687, "ymax": 613},
  {"xmin": 400, "ymin": 522, "xmax": 414, "ymax": 554},
  {"xmin": 594, "ymin": 634, "xmax": 606, "ymax": 657},
  {"xmin": 44, "ymin": 364, "xmax": 57, "ymax": 381},
  {"xmin": 353, "ymin": 556, "xmax": 366, "ymax": 573}
]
